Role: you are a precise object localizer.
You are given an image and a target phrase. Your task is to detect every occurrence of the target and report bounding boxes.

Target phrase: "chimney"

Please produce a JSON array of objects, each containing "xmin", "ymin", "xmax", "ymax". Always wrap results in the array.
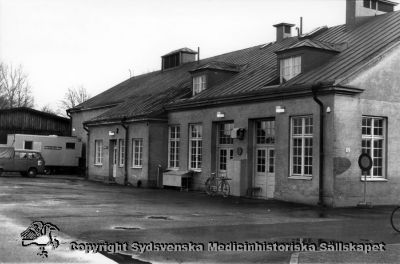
[
  {"xmin": 346, "ymin": 0, "xmax": 398, "ymax": 26},
  {"xmin": 273, "ymin": 23, "xmax": 295, "ymax": 42}
]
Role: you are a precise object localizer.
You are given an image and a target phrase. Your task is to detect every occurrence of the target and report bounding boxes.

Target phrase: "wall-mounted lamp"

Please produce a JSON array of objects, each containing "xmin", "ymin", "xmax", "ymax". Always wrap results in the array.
[
  {"xmin": 72, "ymin": 128, "xmax": 76, "ymax": 132},
  {"xmin": 275, "ymin": 106, "xmax": 286, "ymax": 113},
  {"xmin": 326, "ymin": 106, "xmax": 332, "ymax": 113},
  {"xmin": 109, "ymin": 131, "xmax": 115, "ymax": 136},
  {"xmin": 216, "ymin": 111, "xmax": 225, "ymax": 118}
]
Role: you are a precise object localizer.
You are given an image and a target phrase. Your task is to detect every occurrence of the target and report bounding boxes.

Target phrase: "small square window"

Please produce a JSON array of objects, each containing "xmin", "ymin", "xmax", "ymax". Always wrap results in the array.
[{"xmin": 24, "ymin": 141, "xmax": 33, "ymax": 150}]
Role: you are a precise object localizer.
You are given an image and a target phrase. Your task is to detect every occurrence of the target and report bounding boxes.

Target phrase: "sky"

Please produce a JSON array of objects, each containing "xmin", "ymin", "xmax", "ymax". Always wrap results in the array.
[{"xmin": 0, "ymin": 0, "xmax": 353, "ymax": 112}]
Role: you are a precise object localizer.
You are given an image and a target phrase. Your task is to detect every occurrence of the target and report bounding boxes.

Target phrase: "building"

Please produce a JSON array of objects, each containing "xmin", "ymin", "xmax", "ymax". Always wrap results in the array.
[
  {"xmin": 69, "ymin": 0, "xmax": 400, "ymax": 207},
  {"xmin": 0, "ymin": 107, "xmax": 71, "ymax": 144}
]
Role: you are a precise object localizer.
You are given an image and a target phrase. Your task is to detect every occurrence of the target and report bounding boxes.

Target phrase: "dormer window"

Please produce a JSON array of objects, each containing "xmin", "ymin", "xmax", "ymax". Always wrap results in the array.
[
  {"xmin": 193, "ymin": 75, "xmax": 206, "ymax": 96},
  {"xmin": 280, "ymin": 56, "xmax": 301, "ymax": 83}
]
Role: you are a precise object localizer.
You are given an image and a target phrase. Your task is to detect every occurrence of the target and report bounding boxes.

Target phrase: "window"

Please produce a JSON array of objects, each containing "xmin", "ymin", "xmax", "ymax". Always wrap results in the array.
[
  {"xmin": 193, "ymin": 75, "xmax": 206, "ymax": 96},
  {"xmin": 189, "ymin": 124, "xmax": 202, "ymax": 170},
  {"xmin": 256, "ymin": 120, "xmax": 275, "ymax": 144},
  {"xmin": 119, "ymin": 139, "xmax": 125, "ymax": 167},
  {"xmin": 362, "ymin": 116, "xmax": 386, "ymax": 179},
  {"xmin": 94, "ymin": 140, "xmax": 103, "ymax": 165},
  {"xmin": 66, "ymin": 142, "xmax": 75, "ymax": 149},
  {"xmin": 168, "ymin": 126, "xmax": 180, "ymax": 169},
  {"xmin": 364, "ymin": 0, "xmax": 371, "ymax": 8},
  {"xmin": 163, "ymin": 53, "xmax": 180, "ymax": 70},
  {"xmin": 290, "ymin": 116, "xmax": 313, "ymax": 177},
  {"xmin": 218, "ymin": 123, "xmax": 234, "ymax": 145},
  {"xmin": 280, "ymin": 56, "xmax": 301, "ymax": 83},
  {"xmin": 132, "ymin": 139, "xmax": 143, "ymax": 168},
  {"xmin": 24, "ymin": 141, "xmax": 33, "ymax": 150}
]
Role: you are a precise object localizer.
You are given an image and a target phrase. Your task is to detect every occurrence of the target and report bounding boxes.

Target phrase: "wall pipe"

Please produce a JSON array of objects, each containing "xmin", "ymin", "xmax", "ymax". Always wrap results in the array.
[
  {"xmin": 83, "ymin": 124, "xmax": 90, "ymax": 179},
  {"xmin": 121, "ymin": 117, "xmax": 129, "ymax": 186},
  {"xmin": 311, "ymin": 83, "xmax": 325, "ymax": 207}
]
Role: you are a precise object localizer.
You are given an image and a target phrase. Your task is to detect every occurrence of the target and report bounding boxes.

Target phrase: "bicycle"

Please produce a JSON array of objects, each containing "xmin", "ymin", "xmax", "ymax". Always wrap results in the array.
[
  {"xmin": 205, "ymin": 173, "xmax": 231, "ymax": 197},
  {"xmin": 391, "ymin": 206, "xmax": 400, "ymax": 232}
]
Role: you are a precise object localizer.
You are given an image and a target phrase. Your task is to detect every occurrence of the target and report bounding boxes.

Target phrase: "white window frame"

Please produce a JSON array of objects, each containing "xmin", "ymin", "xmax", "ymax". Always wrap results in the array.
[
  {"xmin": 361, "ymin": 116, "xmax": 386, "ymax": 180},
  {"xmin": 132, "ymin": 139, "xmax": 143, "ymax": 168},
  {"xmin": 290, "ymin": 116, "xmax": 313, "ymax": 178},
  {"xmin": 193, "ymin": 75, "xmax": 206, "ymax": 96},
  {"xmin": 168, "ymin": 126, "xmax": 180, "ymax": 169},
  {"xmin": 94, "ymin": 140, "xmax": 103, "ymax": 165},
  {"xmin": 119, "ymin": 139, "xmax": 125, "ymax": 167},
  {"xmin": 280, "ymin": 56, "xmax": 301, "ymax": 83},
  {"xmin": 189, "ymin": 124, "xmax": 202, "ymax": 171}
]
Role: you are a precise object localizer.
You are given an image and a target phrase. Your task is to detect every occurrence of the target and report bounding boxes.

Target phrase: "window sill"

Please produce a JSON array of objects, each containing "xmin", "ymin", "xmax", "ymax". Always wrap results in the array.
[
  {"xmin": 189, "ymin": 169, "xmax": 202, "ymax": 173},
  {"xmin": 94, "ymin": 164, "xmax": 103, "ymax": 167},
  {"xmin": 167, "ymin": 167, "xmax": 180, "ymax": 171},
  {"xmin": 131, "ymin": 166, "xmax": 143, "ymax": 169},
  {"xmin": 289, "ymin": 176, "xmax": 312, "ymax": 180},
  {"xmin": 361, "ymin": 177, "xmax": 387, "ymax": 182},
  {"xmin": 119, "ymin": 165, "xmax": 124, "ymax": 168}
]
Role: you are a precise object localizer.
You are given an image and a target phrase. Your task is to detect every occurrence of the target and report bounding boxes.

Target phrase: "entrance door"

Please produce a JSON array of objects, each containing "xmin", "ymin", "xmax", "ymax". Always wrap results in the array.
[
  {"xmin": 254, "ymin": 147, "xmax": 275, "ymax": 198},
  {"xmin": 216, "ymin": 122, "xmax": 234, "ymax": 178},
  {"xmin": 253, "ymin": 120, "xmax": 275, "ymax": 199},
  {"xmin": 266, "ymin": 148, "xmax": 275, "ymax": 199},
  {"xmin": 217, "ymin": 147, "xmax": 233, "ymax": 178},
  {"xmin": 112, "ymin": 144, "xmax": 118, "ymax": 178},
  {"xmin": 109, "ymin": 140, "xmax": 117, "ymax": 180}
]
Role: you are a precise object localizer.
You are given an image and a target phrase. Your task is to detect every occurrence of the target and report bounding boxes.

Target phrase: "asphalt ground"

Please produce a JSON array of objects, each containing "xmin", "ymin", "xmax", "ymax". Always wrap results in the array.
[{"xmin": 0, "ymin": 173, "xmax": 400, "ymax": 263}]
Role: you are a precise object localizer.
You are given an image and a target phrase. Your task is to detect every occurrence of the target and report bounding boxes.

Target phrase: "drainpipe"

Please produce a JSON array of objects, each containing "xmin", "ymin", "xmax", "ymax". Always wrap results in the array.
[
  {"xmin": 121, "ymin": 118, "xmax": 129, "ymax": 186},
  {"xmin": 311, "ymin": 83, "xmax": 324, "ymax": 207},
  {"xmin": 83, "ymin": 124, "xmax": 90, "ymax": 179}
]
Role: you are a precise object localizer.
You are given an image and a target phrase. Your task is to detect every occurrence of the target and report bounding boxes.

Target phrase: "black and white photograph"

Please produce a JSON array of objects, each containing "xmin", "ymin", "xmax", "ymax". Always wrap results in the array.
[{"xmin": 1, "ymin": 0, "xmax": 400, "ymax": 263}]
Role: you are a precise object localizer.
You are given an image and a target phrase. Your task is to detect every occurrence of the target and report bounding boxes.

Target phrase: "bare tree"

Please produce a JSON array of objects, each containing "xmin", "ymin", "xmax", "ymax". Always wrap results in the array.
[
  {"xmin": 60, "ymin": 86, "xmax": 91, "ymax": 111},
  {"xmin": 0, "ymin": 63, "xmax": 34, "ymax": 109},
  {"xmin": 40, "ymin": 104, "xmax": 57, "ymax": 115}
]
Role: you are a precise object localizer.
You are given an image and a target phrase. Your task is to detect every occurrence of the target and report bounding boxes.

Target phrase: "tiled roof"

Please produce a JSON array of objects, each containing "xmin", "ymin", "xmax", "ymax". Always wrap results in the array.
[{"xmin": 77, "ymin": 10, "xmax": 400, "ymax": 122}]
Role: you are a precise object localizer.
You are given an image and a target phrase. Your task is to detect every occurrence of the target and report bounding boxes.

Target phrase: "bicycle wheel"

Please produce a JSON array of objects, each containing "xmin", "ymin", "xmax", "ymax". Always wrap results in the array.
[
  {"xmin": 390, "ymin": 206, "xmax": 400, "ymax": 233},
  {"xmin": 219, "ymin": 181, "xmax": 230, "ymax": 197},
  {"xmin": 205, "ymin": 178, "xmax": 218, "ymax": 195},
  {"xmin": 205, "ymin": 178, "xmax": 212, "ymax": 195}
]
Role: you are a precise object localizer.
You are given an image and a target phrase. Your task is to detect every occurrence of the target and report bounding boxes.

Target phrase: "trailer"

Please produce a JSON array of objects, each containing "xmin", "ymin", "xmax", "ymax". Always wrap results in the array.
[{"xmin": 6, "ymin": 134, "xmax": 82, "ymax": 174}]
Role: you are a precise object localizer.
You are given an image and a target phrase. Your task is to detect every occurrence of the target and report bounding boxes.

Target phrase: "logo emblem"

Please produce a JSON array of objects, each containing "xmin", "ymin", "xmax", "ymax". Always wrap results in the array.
[{"xmin": 20, "ymin": 221, "xmax": 60, "ymax": 258}]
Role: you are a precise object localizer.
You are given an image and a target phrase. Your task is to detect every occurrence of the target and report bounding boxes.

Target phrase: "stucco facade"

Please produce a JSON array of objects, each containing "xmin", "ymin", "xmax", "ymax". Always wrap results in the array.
[{"xmin": 69, "ymin": 3, "xmax": 400, "ymax": 207}]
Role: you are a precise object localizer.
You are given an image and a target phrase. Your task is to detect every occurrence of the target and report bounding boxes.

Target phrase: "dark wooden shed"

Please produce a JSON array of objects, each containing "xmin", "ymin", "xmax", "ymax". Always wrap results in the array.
[{"xmin": 0, "ymin": 107, "xmax": 71, "ymax": 144}]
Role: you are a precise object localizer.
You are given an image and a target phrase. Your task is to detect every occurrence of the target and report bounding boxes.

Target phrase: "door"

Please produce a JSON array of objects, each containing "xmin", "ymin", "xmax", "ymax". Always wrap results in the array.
[
  {"xmin": 109, "ymin": 140, "xmax": 117, "ymax": 180},
  {"xmin": 216, "ymin": 122, "xmax": 234, "ymax": 178},
  {"xmin": 112, "ymin": 144, "xmax": 118, "ymax": 178},
  {"xmin": 254, "ymin": 147, "xmax": 267, "ymax": 198},
  {"xmin": 254, "ymin": 147, "xmax": 275, "ymax": 198},
  {"xmin": 266, "ymin": 148, "xmax": 275, "ymax": 199},
  {"xmin": 217, "ymin": 147, "xmax": 233, "ymax": 178},
  {"xmin": 13, "ymin": 151, "xmax": 28, "ymax": 172},
  {"xmin": 253, "ymin": 120, "xmax": 275, "ymax": 199}
]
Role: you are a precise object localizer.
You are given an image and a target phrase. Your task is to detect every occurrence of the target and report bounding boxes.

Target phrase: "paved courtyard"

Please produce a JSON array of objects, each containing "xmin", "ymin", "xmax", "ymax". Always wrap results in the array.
[{"xmin": 1, "ymin": 174, "xmax": 400, "ymax": 263}]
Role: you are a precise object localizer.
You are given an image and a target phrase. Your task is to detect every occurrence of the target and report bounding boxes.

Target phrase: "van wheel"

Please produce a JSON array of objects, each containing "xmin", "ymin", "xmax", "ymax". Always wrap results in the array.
[
  {"xmin": 44, "ymin": 167, "xmax": 51, "ymax": 175},
  {"xmin": 27, "ymin": 168, "xmax": 37, "ymax": 178}
]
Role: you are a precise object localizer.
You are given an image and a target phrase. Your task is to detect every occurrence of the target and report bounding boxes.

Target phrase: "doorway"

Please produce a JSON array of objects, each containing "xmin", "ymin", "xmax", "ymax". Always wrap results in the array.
[
  {"xmin": 253, "ymin": 120, "xmax": 275, "ymax": 199},
  {"xmin": 109, "ymin": 140, "xmax": 117, "ymax": 180}
]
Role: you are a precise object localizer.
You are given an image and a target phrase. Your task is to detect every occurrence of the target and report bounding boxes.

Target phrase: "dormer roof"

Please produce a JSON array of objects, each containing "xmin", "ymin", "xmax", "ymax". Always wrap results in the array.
[
  {"xmin": 189, "ymin": 61, "xmax": 242, "ymax": 73},
  {"xmin": 275, "ymin": 39, "xmax": 341, "ymax": 54},
  {"xmin": 162, "ymin": 47, "xmax": 197, "ymax": 57}
]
